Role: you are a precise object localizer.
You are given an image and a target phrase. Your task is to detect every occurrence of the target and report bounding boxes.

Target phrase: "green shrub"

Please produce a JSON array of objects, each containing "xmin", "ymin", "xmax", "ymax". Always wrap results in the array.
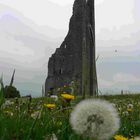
[{"xmin": 4, "ymin": 86, "xmax": 20, "ymax": 98}]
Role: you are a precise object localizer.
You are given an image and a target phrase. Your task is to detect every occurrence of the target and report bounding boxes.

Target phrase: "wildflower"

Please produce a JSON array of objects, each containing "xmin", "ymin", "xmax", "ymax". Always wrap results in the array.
[
  {"xmin": 114, "ymin": 135, "xmax": 128, "ymax": 140},
  {"xmin": 70, "ymin": 99, "xmax": 120, "ymax": 140},
  {"xmin": 61, "ymin": 94, "xmax": 75, "ymax": 101},
  {"xmin": 50, "ymin": 95, "xmax": 58, "ymax": 101},
  {"xmin": 57, "ymin": 121, "xmax": 62, "ymax": 127},
  {"xmin": 57, "ymin": 88, "xmax": 61, "ymax": 91},
  {"xmin": 50, "ymin": 133, "xmax": 57, "ymax": 140},
  {"xmin": 122, "ymin": 111, "xmax": 129, "ymax": 117},
  {"xmin": 36, "ymin": 105, "xmax": 42, "ymax": 110},
  {"xmin": 127, "ymin": 104, "xmax": 133, "ymax": 109},
  {"xmin": 44, "ymin": 104, "xmax": 56, "ymax": 110},
  {"xmin": 118, "ymin": 107, "xmax": 122, "ymax": 112},
  {"xmin": 31, "ymin": 111, "xmax": 41, "ymax": 119},
  {"xmin": 45, "ymin": 133, "xmax": 57, "ymax": 140},
  {"xmin": 2, "ymin": 100, "xmax": 14, "ymax": 109},
  {"xmin": 127, "ymin": 104, "xmax": 133, "ymax": 112},
  {"xmin": 4, "ymin": 110, "xmax": 14, "ymax": 117},
  {"xmin": 127, "ymin": 108, "xmax": 133, "ymax": 112}
]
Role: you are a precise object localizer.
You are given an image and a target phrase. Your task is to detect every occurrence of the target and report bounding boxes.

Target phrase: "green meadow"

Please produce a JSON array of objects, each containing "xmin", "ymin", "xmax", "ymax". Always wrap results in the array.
[{"xmin": 0, "ymin": 87, "xmax": 140, "ymax": 140}]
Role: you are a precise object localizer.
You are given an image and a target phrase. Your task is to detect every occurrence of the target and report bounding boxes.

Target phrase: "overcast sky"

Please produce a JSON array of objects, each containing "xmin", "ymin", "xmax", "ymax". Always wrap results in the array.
[{"xmin": 0, "ymin": 0, "xmax": 140, "ymax": 96}]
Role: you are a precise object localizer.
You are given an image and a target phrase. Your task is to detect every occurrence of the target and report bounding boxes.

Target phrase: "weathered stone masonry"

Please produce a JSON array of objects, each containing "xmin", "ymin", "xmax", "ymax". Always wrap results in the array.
[{"xmin": 45, "ymin": 0, "xmax": 97, "ymax": 95}]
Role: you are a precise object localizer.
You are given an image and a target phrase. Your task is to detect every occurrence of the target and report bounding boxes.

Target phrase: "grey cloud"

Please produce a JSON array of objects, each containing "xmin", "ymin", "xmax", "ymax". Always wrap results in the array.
[{"xmin": 0, "ymin": 1, "xmax": 140, "ymax": 96}]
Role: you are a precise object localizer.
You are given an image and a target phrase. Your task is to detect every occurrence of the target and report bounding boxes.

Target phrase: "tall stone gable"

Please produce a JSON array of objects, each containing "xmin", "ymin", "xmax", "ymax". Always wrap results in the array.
[{"xmin": 45, "ymin": 0, "xmax": 95, "ymax": 95}]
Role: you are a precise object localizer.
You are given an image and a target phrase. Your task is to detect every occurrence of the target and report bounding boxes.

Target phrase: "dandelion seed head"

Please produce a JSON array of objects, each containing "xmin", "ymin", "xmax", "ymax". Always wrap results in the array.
[
  {"xmin": 31, "ymin": 111, "xmax": 41, "ymax": 119},
  {"xmin": 70, "ymin": 99, "xmax": 120, "ymax": 140},
  {"xmin": 127, "ymin": 103, "xmax": 133, "ymax": 109},
  {"xmin": 51, "ymin": 134, "xmax": 57, "ymax": 140},
  {"xmin": 135, "ymin": 137, "xmax": 140, "ymax": 140}
]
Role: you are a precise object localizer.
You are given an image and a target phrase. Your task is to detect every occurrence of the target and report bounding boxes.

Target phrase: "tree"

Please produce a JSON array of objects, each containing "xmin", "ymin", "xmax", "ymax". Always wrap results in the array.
[
  {"xmin": 4, "ymin": 86, "xmax": 20, "ymax": 98},
  {"xmin": 1, "ymin": 69, "xmax": 21, "ymax": 98}
]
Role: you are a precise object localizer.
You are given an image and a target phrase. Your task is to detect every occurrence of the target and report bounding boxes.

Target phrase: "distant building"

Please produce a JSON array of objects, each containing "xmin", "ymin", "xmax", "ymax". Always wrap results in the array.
[{"xmin": 45, "ymin": 0, "xmax": 97, "ymax": 96}]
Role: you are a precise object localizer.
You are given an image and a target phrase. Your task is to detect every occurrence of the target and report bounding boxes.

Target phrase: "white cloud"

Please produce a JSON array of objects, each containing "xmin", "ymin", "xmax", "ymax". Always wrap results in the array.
[
  {"xmin": 113, "ymin": 73, "xmax": 140, "ymax": 83},
  {"xmin": 48, "ymin": 0, "xmax": 74, "ymax": 6},
  {"xmin": 0, "ymin": 0, "xmax": 72, "ymax": 29},
  {"xmin": 0, "ymin": 0, "xmax": 137, "ymax": 30},
  {"xmin": 49, "ymin": 0, "xmax": 105, "ymax": 6},
  {"xmin": 98, "ymin": 73, "xmax": 140, "ymax": 92},
  {"xmin": 95, "ymin": 0, "xmax": 135, "ymax": 32},
  {"xmin": 0, "ymin": 34, "xmax": 34, "ymax": 57},
  {"xmin": 98, "ymin": 78, "xmax": 112, "ymax": 88},
  {"xmin": 0, "ymin": 1, "xmax": 139, "ymax": 95}
]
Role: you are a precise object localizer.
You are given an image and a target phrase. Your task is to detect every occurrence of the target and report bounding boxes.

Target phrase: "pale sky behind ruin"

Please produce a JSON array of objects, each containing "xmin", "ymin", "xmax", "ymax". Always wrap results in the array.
[{"xmin": 0, "ymin": 0, "xmax": 140, "ymax": 96}]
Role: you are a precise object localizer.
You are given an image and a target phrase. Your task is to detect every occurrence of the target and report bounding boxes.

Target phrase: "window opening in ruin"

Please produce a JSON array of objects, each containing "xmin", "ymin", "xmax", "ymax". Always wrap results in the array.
[{"xmin": 59, "ymin": 68, "xmax": 63, "ymax": 74}]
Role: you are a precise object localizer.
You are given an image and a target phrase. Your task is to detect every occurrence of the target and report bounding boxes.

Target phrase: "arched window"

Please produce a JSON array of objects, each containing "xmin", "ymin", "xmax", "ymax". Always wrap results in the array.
[{"xmin": 59, "ymin": 68, "xmax": 63, "ymax": 74}]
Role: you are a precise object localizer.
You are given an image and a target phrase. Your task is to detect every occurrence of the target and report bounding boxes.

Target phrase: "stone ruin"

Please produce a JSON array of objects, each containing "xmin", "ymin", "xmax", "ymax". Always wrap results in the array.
[{"xmin": 45, "ymin": 0, "xmax": 97, "ymax": 96}]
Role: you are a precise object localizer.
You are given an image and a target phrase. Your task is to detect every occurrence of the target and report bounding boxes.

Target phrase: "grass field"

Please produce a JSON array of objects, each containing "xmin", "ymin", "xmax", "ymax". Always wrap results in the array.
[{"xmin": 0, "ymin": 89, "xmax": 140, "ymax": 140}]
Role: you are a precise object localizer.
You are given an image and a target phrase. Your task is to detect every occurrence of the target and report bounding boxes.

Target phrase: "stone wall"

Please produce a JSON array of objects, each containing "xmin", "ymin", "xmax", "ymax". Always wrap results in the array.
[{"xmin": 45, "ymin": 0, "xmax": 96, "ymax": 96}]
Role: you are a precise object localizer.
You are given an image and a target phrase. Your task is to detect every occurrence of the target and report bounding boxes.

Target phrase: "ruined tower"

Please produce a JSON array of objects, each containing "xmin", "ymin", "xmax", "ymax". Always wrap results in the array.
[{"xmin": 45, "ymin": 0, "xmax": 97, "ymax": 96}]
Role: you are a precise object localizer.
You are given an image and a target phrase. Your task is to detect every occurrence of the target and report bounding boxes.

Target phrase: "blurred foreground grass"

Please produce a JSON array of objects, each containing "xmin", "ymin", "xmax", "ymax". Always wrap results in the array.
[{"xmin": 0, "ymin": 88, "xmax": 140, "ymax": 140}]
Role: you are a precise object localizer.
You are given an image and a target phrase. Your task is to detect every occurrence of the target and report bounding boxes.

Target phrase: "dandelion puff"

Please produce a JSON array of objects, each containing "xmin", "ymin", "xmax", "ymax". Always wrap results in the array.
[
  {"xmin": 31, "ymin": 111, "xmax": 41, "ymax": 119},
  {"xmin": 135, "ymin": 137, "xmax": 140, "ymax": 140},
  {"xmin": 1, "ymin": 100, "xmax": 14, "ymax": 109},
  {"xmin": 70, "ymin": 99, "xmax": 120, "ymax": 140},
  {"xmin": 45, "ymin": 134, "xmax": 57, "ymax": 140},
  {"xmin": 51, "ymin": 134, "xmax": 57, "ymax": 140}
]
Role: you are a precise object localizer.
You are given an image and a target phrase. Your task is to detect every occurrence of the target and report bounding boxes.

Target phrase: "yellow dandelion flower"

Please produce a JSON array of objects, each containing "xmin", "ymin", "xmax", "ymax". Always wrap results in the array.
[
  {"xmin": 31, "ymin": 111, "xmax": 41, "ymax": 119},
  {"xmin": 127, "ymin": 108, "xmax": 133, "ymax": 112},
  {"xmin": 44, "ymin": 104, "xmax": 56, "ymax": 109},
  {"xmin": 61, "ymin": 94, "xmax": 75, "ymax": 101},
  {"xmin": 4, "ymin": 110, "xmax": 14, "ymax": 116},
  {"xmin": 57, "ymin": 121, "xmax": 62, "ymax": 126},
  {"xmin": 114, "ymin": 135, "xmax": 128, "ymax": 140}
]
